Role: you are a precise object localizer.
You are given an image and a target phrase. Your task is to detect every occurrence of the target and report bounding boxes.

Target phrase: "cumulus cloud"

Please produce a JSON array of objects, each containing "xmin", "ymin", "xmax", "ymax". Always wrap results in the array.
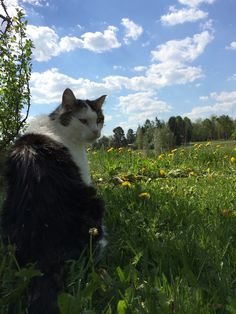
[
  {"xmin": 161, "ymin": 7, "xmax": 208, "ymax": 26},
  {"xmin": 26, "ymin": 25, "xmax": 60, "ymax": 61},
  {"xmin": 29, "ymin": 30, "xmax": 213, "ymax": 107},
  {"xmin": 147, "ymin": 31, "xmax": 213, "ymax": 86},
  {"xmin": 226, "ymin": 42, "xmax": 236, "ymax": 50},
  {"xmin": 178, "ymin": 0, "xmax": 216, "ymax": 7},
  {"xmin": 121, "ymin": 18, "xmax": 143, "ymax": 44},
  {"xmin": 184, "ymin": 91, "xmax": 236, "ymax": 119},
  {"xmin": 151, "ymin": 31, "xmax": 214, "ymax": 63},
  {"xmin": 118, "ymin": 91, "xmax": 172, "ymax": 122},
  {"xmin": 26, "ymin": 24, "xmax": 121, "ymax": 61}
]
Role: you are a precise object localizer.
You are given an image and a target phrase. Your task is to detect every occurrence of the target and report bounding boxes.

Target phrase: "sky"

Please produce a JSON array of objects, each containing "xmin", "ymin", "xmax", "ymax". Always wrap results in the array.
[{"xmin": 2, "ymin": 0, "xmax": 236, "ymax": 135}]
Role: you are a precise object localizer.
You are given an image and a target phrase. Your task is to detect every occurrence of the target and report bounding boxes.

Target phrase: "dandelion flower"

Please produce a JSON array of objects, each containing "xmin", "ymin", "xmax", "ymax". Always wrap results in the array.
[
  {"xmin": 121, "ymin": 181, "xmax": 131, "ymax": 187},
  {"xmin": 205, "ymin": 141, "xmax": 211, "ymax": 147},
  {"xmin": 171, "ymin": 148, "xmax": 177, "ymax": 153},
  {"xmin": 230, "ymin": 157, "xmax": 235, "ymax": 163},
  {"xmin": 159, "ymin": 169, "xmax": 166, "ymax": 177},
  {"xmin": 139, "ymin": 192, "xmax": 151, "ymax": 199},
  {"xmin": 89, "ymin": 228, "xmax": 99, "ymax": 236},
  {"xmin": 107, "ymin": 147, "xmax": 114, "ymax": 152}
]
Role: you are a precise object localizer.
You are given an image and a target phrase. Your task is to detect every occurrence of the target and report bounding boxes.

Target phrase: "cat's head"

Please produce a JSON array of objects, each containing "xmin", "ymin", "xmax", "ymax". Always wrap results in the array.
[{"xmin": 50, "ymin": 88, "xmax": 106, "ymax": 144}]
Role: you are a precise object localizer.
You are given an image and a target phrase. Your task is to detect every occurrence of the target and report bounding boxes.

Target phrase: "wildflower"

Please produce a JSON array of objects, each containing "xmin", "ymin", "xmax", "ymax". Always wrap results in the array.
[
  {"xmin": 107, "ymin": 147, "xmax": 114, "ymax": 152},
  {"xmin": 216, "ymin": 144, "xmax": 221, "ymax": 148},
  {"xmin": 158, "ymin": 154, "xmax": 164, "ymax": 160},
  {"xmin": 207, "ymin": 167, "xmax": 211, "ymax": 173},
  {"xmin": 171, "ymin": 148, "xmax": 177, "ymax": 153},
  {"xmin": 89, "ymin": 228, "xmax": 99, "ymax": 236},
  {"xmin": 189, "ymin": 171, "xmax": 195, "ymax": 177},
  {"xmin": 139, "ymin": 192, "xmax": 151, "ymax": 199},
  {"xmin": 205, "ymin": 141, "xmax": 211, "ymax": 147},
  {"xmin": 159, "ymin": 169, "xmax": 166, "ymax": 177},
  {"xmin": 221, "ymin": 210, "xmax": 236, "ymax": 218},
  {"xmin": 121, "ymin": 181, "xmax": 131, "ymax": 187},
  {"xmin": 234, "ymin": 147, "xmax": 236, "ymax": 152},
  {"xmin": 230, "ymin": 157, "xmax": 235, "ymax": 163},
  {"xmin": 168, "ymin": 153, "xmax": 173, "ymax": 158}
]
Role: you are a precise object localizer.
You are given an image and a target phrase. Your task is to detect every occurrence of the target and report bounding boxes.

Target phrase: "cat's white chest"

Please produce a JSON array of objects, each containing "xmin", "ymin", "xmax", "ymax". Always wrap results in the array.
[{"xmin": 68, "ymin": 144, "xmax": 91, "ymax": 186}]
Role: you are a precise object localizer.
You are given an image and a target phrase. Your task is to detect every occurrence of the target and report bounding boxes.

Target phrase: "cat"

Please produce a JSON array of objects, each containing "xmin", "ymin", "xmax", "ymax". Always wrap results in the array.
[{"xmin": 0, "ymin": 88, "xmax": 107, "ymax": 314}]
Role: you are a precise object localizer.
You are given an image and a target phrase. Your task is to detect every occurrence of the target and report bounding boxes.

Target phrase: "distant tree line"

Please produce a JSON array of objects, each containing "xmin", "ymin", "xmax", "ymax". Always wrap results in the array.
[{"xmin": 93, "ymin": 115, "xmax": 236, "ymax": 152}]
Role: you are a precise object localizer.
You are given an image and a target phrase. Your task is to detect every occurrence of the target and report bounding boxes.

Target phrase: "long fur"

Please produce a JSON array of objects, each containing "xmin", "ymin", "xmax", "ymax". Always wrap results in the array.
[{"xmin": 1, "ymin": 133, "xmax": 105, "ymax": 313}]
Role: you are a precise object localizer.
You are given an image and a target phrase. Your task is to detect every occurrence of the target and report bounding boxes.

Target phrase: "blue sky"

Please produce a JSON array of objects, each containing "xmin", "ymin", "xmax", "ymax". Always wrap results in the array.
[{"xmin": 3, "ymin": 0, "xmax": 236, "ymax": 135}]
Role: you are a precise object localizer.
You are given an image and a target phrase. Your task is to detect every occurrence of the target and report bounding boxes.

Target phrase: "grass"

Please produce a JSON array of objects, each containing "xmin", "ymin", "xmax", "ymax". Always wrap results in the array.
[{"xmin": 0, "ymin": 141, "xmax": 236, "ymax": 313}]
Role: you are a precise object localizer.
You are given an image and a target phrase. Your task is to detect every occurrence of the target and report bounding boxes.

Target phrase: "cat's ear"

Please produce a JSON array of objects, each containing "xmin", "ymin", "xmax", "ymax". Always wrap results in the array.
[
  {"xmin": 93, "ymin": 95, "xmax": 107, "ymax": 110},
  {"xmin": 62, "ymin": 88, "xmax": 76, "ymax": 110}
]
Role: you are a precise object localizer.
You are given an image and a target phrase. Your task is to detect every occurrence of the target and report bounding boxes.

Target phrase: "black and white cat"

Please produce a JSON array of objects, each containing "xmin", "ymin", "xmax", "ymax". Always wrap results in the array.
[{"xmin": 0, "ymin": 88, "xmax": 107, "ymax": 314}]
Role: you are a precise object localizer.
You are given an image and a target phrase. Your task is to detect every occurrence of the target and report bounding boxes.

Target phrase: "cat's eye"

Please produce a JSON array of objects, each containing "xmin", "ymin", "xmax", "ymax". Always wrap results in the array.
[
  {"xmin": 79, "ymin": 119, "xmax": 87, "ymax": 124},
  {"xmin": 97, "ymin": 118, "xmax": 103, "ymax": 124}
]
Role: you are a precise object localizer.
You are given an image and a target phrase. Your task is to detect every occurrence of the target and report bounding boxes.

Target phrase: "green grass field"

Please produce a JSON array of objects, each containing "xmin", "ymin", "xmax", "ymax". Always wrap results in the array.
[{"xmin": 1, "ymin": 141, "xmax": 236, "ymax": 313}]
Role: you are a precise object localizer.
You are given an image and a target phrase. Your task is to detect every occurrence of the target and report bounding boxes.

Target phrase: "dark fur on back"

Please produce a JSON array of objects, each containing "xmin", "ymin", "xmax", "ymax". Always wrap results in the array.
[{"xmin": 1, "ymin": 133, "xmax": 105, "ymax": 313}]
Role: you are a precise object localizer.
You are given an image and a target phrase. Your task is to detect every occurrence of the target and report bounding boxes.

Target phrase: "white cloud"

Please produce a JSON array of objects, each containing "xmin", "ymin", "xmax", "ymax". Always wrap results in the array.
[
  {"xmin": 199, "ymin": 95, "xmax": 209, "ymax": 101},
  {"xmin": 121, "ymin": 18, "xmax": 143, "ymax": 44},
  {"xmin": 118, "ymin": 91, "xmax": 172, "ymax": 122},
  {"xmin": 0, "ymin": 0, "xmax": 23, "ymax": 17},
  {"xmin": 26, "ymin": 24, "xmax": 121, "ymax": 61},
  {"xmin": 80, "ymin": 26, "xmax": 121, "ymax": 52},
  {"xmin": 29, "ymin": 30, "xmax": 213, "ymax": 106},
  {"xmin": 161, "ymin": 7, "xmax": 208, "ymax": 26},
  {"xmin": 178, "ymin": 0, "xmax": 216, "ymax": 7},
  {"xmin": 226, "ymin": 42, "xmax": 236, "ymax": 50},
  {"xmin": 26, "ymin": 25, "xmax": 60, "ymax": 61},
  {"xmin": 133, "ymin": 66, "xmax": 147, "ymax": 72},
  {"xmin": 227, "ymin": 74, "xmax": 236, "ymax": 81},
  {"xmin": 185, "ymin": 90, "xmax": 236, "ymax": 119},
  {"xmin": 22, "ymin": 0, "xmax": 48, "ymax": 6},
  {"xmin": 151, "ymin": 31, "xmax": 214, "ymax": 63}
]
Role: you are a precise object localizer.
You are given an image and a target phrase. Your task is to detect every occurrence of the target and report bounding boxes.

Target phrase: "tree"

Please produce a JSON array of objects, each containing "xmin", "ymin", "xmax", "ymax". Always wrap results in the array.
[
  {"xmin": 126, "ymin": 128, "xmax": 136, "ymax": 144},
  {"xmin": 183, "ymin": 117, "xmax": 193, "ymax": 143},
  {"xmin": 0, "ymin": 1, "xmax": 33, "ymax": 150},
  {"xmin": 154, "ymin": 125, "xmax": 175, "ymax": 154},
  {"xmin": 112, "ymin": 126, "xmax": 127, "ymax": 147},
  {"xmin": 136, "ymin": 126, "xmax": 144, "ymax": 149}
]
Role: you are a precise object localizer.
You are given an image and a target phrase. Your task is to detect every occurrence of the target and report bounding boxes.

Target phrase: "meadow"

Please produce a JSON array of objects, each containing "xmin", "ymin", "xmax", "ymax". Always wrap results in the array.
[{"xmin": 0, "ymin": 141, "xmax": 236, "ymax": 313}]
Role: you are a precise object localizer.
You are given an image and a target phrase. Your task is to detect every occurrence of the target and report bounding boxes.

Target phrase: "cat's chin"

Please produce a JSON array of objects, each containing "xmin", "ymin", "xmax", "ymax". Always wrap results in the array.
[{"xmin": 85, "ymin": 135, "xmax": 100, "ymax": 143}]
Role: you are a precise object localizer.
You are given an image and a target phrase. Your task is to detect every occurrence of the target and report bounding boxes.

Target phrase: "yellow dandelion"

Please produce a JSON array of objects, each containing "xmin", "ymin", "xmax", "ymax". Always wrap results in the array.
[
  {"xmin": 159, "ymin": 169, "xmax": 166, "ymax": 177},
  {"xmin": 205, "ymin": 141, "xmax": 211, "ymax": 147},
  {"xmin": 139, "ymin": 192, "xmax": 151, "ymax": 199},
  {"xmin": 230, "ymin": 157, "xmax": 235, "ymax": 163},
  {"xmin": 107, "ymin": 147, "xmax": 114, "ymax": 152},
  {"xmin": 89, "ymin": 228, "xmax": 99, "ymax": 236},
  {"xmin": 168, "ymin": 153, "xmax": 174, "ymax": 158},
  {"xmin": 171, "ymin": 148, "xmax": 177, "ymax": 153},
  {"xmin": 158, "ymin": 154, "xmax": 164, "ymax": 160},
  {"xmin": 194, "ymin": 143, "xmax": 198, "ymax": 147},
  {"xmin": 121, "ymin": 181, "xmax": 131, "ymax": 187}
]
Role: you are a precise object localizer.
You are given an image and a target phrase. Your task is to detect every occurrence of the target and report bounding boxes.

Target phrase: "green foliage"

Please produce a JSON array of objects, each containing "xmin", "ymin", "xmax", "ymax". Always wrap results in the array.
[
  {"xmin": 0, "ymin": 3, "xmax": 33, "ymax": 151},
  {"xmin": 1, "ymin": 141, "xmax": 236, "ymax": 313}
]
